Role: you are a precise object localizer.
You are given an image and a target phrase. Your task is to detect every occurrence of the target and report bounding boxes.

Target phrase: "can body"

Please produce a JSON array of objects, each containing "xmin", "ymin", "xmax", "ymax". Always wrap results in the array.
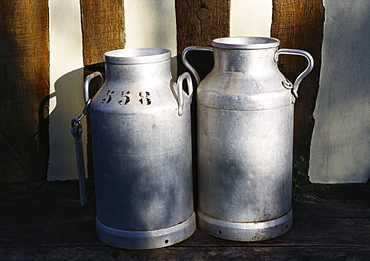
[
  {"xmin": 89, "ymin": 48, "xmax": 195, "ymax": 249},
  {"xmin": 187, "ymin": 37, "xmax": 311, "ymax": 241}
]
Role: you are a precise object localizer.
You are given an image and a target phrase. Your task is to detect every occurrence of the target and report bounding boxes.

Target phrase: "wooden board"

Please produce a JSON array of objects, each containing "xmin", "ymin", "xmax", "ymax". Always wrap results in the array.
[
  {"xmin": 1, "ymin": 245, "xmax": 369, "ymax": 261},
  {"xmin": 0, "ymin": 182, "xmax": 369, "ymax": 260},
  {"xmin": 80, "ymin": 0, "xmax": 125, "ymax": 66},
  {"xmin": 271, "ymin": 0, "xmax": 325, "ymax": 180},
  {"xmin": 176, "ymin": 0, "xmax": 230, "ymax": 52},
  {"xmin": 0, "ymin": 1, "xmax": 49, "ymax": 183},
  {"xmin": 175, "ymin": 0, "xmax": 230, "ymax": 78}
]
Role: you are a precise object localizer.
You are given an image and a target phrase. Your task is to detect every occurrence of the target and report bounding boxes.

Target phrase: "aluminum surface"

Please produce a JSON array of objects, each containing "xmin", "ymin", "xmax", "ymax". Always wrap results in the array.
[
  {"xmin": 182, "ymin": 36, "xmax": 313, "ymax": 241},
  {"xmin": 86, "ymin": 48, "xmax": 195, "ymax": 249}
]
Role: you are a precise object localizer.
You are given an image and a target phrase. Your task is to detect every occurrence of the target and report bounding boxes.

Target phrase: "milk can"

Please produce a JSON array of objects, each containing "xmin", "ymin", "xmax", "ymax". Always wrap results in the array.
[
  {"xmin": 182, "ymin": 37, "xmax": 313, "ymax": 241},
  {"xmin": 71, "ymin": 48, "xmax": 195, "ymax": 249}
]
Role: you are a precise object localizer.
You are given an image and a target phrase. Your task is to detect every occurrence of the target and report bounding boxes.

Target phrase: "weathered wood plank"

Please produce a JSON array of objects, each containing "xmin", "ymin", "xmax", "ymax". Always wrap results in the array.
[
  {"xmin": 0, "ymin": 182, "xmax": 369, "ymax": 260},
  {"xmin": 176, "ymin": 0, "xmax": 230, "ymax": 52},
  {"xmin": 0, "ymin": 0, "xmax": 49, "ymax": 182},
  {"xmin": 176, "ymin": 0, "xmax": 230, "ymax": 79},
  {"xmin": 1, "ymin": 246, "xmax": 369, "ymax": 261},
  {"xmin": 271, "ymin": 0, "xmax": 325, "ymax": 181},
  {"xmin": 299, "ymin": 183, "xmax": 370, "ymax": 207},
  {"xmin": 0, "ymin": 131, "xmax": 33, "ymax": 182},
  {"xmin": 1, "ymin": 204, "xmax": 369, "ymax": 248},
  {"xmin": 1, "ymin": 183, "xmax": 369, "ymax": 248},
  {"xmin": 80, "ymin": 0, "xmax": 125, "ymax": 66}
]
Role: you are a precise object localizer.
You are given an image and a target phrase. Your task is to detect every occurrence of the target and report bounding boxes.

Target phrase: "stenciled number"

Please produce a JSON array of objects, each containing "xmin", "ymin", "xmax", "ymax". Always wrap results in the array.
[
  {"xmin": 101, "ymin": 90, "xmax": 151, "ymax": 105},
  {"xmin": 102, "ymin": 90, "xmax": 114, "ymax": 104},
  {"xmin": 139, "ymin": 91, "xmax": 151, "ymax": 105},
  {"xmin": 118, "ymin": 91, "xmax": 130, "ymax": 105}
]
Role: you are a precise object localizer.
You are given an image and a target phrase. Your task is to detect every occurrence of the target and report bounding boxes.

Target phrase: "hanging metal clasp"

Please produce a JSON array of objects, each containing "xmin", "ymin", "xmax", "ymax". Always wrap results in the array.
[{"xmin": 71, "ymin": 71, "xmax": 103, "ymax": 206}]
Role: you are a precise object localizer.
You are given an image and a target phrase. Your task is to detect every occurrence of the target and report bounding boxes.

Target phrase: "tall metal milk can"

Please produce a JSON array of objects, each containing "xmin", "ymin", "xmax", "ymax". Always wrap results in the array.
[
  {"xmin": 182, "ymin": 37, "xmax": 313, "ymax": 241},
  {"xmin": 72, "ymin": 48, "xmax": 195, "ymax": 249}
]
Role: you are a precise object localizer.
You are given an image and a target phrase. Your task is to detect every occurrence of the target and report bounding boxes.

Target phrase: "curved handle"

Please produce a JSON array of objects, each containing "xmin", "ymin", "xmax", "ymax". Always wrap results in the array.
[
  {"xmin": 181, "ymin": 46, "xmax": 213, "ymax": 86},
  {"xmin": 275, "ymin": 49, "xmax": 314, "ymax": 98},
  {"xmin": 174, "ymin": 72, "xmax": 193, "ymax": 116},
  {"xmin": 84, "ymin": 71, "xmax": 103, "ymax": 104}
]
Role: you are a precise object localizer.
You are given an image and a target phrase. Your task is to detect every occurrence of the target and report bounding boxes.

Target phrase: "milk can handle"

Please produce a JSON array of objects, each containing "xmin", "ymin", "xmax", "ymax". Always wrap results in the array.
[
  {"xmin": 275, "ymin": 49, "xmax": 314, "ymax": 98},
  {"xmin": 174, "ymin": 72, "xmax": 193, "ymax": 116},
  {"xmin": 71, "ymin": 71, "xmax": 103, "ymax": 206},
  {"xmin": 84, "ymin": 71, "xmax": 103, "ymax": 104},
  {"xmin": 181, "ymin": 46, "xmax": 213, "ymax": 86}
]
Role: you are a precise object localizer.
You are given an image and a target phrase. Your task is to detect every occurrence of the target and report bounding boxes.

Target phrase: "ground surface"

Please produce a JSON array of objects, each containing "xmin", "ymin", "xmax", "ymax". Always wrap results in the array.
[{"xmin": 0, "ymin": 181, "xmax": 369, "ymax": 260}]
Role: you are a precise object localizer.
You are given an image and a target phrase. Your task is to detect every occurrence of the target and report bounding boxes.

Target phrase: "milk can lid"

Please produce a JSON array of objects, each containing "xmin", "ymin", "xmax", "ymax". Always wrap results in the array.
[
  {"xmin": 212, "ymin": 37, "xmax": 280, "ymax": 49},
  {"xmin": 104, "ymin": 48, "xmax": 171, "ymax": 64}
]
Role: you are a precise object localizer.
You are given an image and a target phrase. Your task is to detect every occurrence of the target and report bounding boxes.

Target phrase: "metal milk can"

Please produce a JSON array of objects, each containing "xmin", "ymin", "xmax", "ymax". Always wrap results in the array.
[
  {"xmin": 182, "ymin": 37, "xmax": 313, "ymax": 241},
  {"xmin": 71, "ymin": 48, "xmax": 195, "ymax": 249}
]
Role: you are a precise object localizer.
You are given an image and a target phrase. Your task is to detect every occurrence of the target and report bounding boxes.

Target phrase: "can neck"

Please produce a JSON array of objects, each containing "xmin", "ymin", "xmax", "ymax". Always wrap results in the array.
[
  {"xmin": 104, "ymin": 48, "xmax": 172, "ymax": 83},
  {"xmin": 213, "ymin": 48, "xmax": 278, "ymax": 74},
  {"xmin": 105, "ymin": 60, "xmax": 171, "ymax": 83}
]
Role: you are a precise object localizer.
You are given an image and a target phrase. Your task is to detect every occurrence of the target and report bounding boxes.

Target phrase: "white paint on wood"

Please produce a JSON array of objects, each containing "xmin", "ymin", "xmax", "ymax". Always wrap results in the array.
[
  {"xmin": 48, "ymin": 0, "xmax": 85, "ymax": 180},
  {"xmin": 124, "ymin": 0, "xmax": 176, "ymax": 53},
  {"xmin": 124, "ymin": 0, "xmax": 177, "ymax": 75},
  {"xmin": 309, "ymin": 0, "xmax": 370, "ymax": 183},
  {"xmin": 230, "ymin": 0, "xmax": 272, "ymax": 37}
]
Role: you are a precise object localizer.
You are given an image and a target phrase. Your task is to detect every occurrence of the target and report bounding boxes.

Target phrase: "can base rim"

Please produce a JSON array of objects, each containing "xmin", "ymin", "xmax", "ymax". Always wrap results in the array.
[
  {"xmin": 198, "ymin": 208, "xmax": 293, "ymax": 242},
  {"xmin": 96, "ymin": 212, "xmax": 196, "ymax": 249}
]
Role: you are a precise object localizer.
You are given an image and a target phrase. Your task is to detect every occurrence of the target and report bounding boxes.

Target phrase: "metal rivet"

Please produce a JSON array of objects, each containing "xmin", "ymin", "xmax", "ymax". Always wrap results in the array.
[{"xmin": 197, "ymin": 7, "xmax": 210, "ymax": 21}]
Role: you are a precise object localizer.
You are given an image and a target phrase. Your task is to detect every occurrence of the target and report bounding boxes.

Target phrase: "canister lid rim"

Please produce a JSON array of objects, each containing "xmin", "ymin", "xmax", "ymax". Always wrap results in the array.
[
  {"xmin": 104, "ymin": 48, "xmax": 171, "ymax": 64},
  {"xmin": 212, "ymin": 37, "xmax": 280, "ymax": 49}
]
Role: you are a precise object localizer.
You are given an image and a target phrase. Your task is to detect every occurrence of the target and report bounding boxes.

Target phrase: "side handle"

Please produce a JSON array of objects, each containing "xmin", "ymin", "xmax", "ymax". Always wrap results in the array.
[
  {"xmin": 181, "ymin": 46, "xmax": 213, "ymax": 86},
  {"xmin": 275, "ymin": 49, "xmax": 314, "ymax": 98},
  {"xmin": 84, "ymin": 71, "xmax": 103, "ymax": 104},
  {"xmin": 173, "ymin": 72, "xmax": 193, "ymax": 116}
]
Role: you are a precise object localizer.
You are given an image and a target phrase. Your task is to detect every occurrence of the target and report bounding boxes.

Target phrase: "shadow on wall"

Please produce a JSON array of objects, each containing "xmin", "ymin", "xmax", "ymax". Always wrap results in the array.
[{"xmin": 47, "ymin": 68, "xmax": 87, "ymax": 181}]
